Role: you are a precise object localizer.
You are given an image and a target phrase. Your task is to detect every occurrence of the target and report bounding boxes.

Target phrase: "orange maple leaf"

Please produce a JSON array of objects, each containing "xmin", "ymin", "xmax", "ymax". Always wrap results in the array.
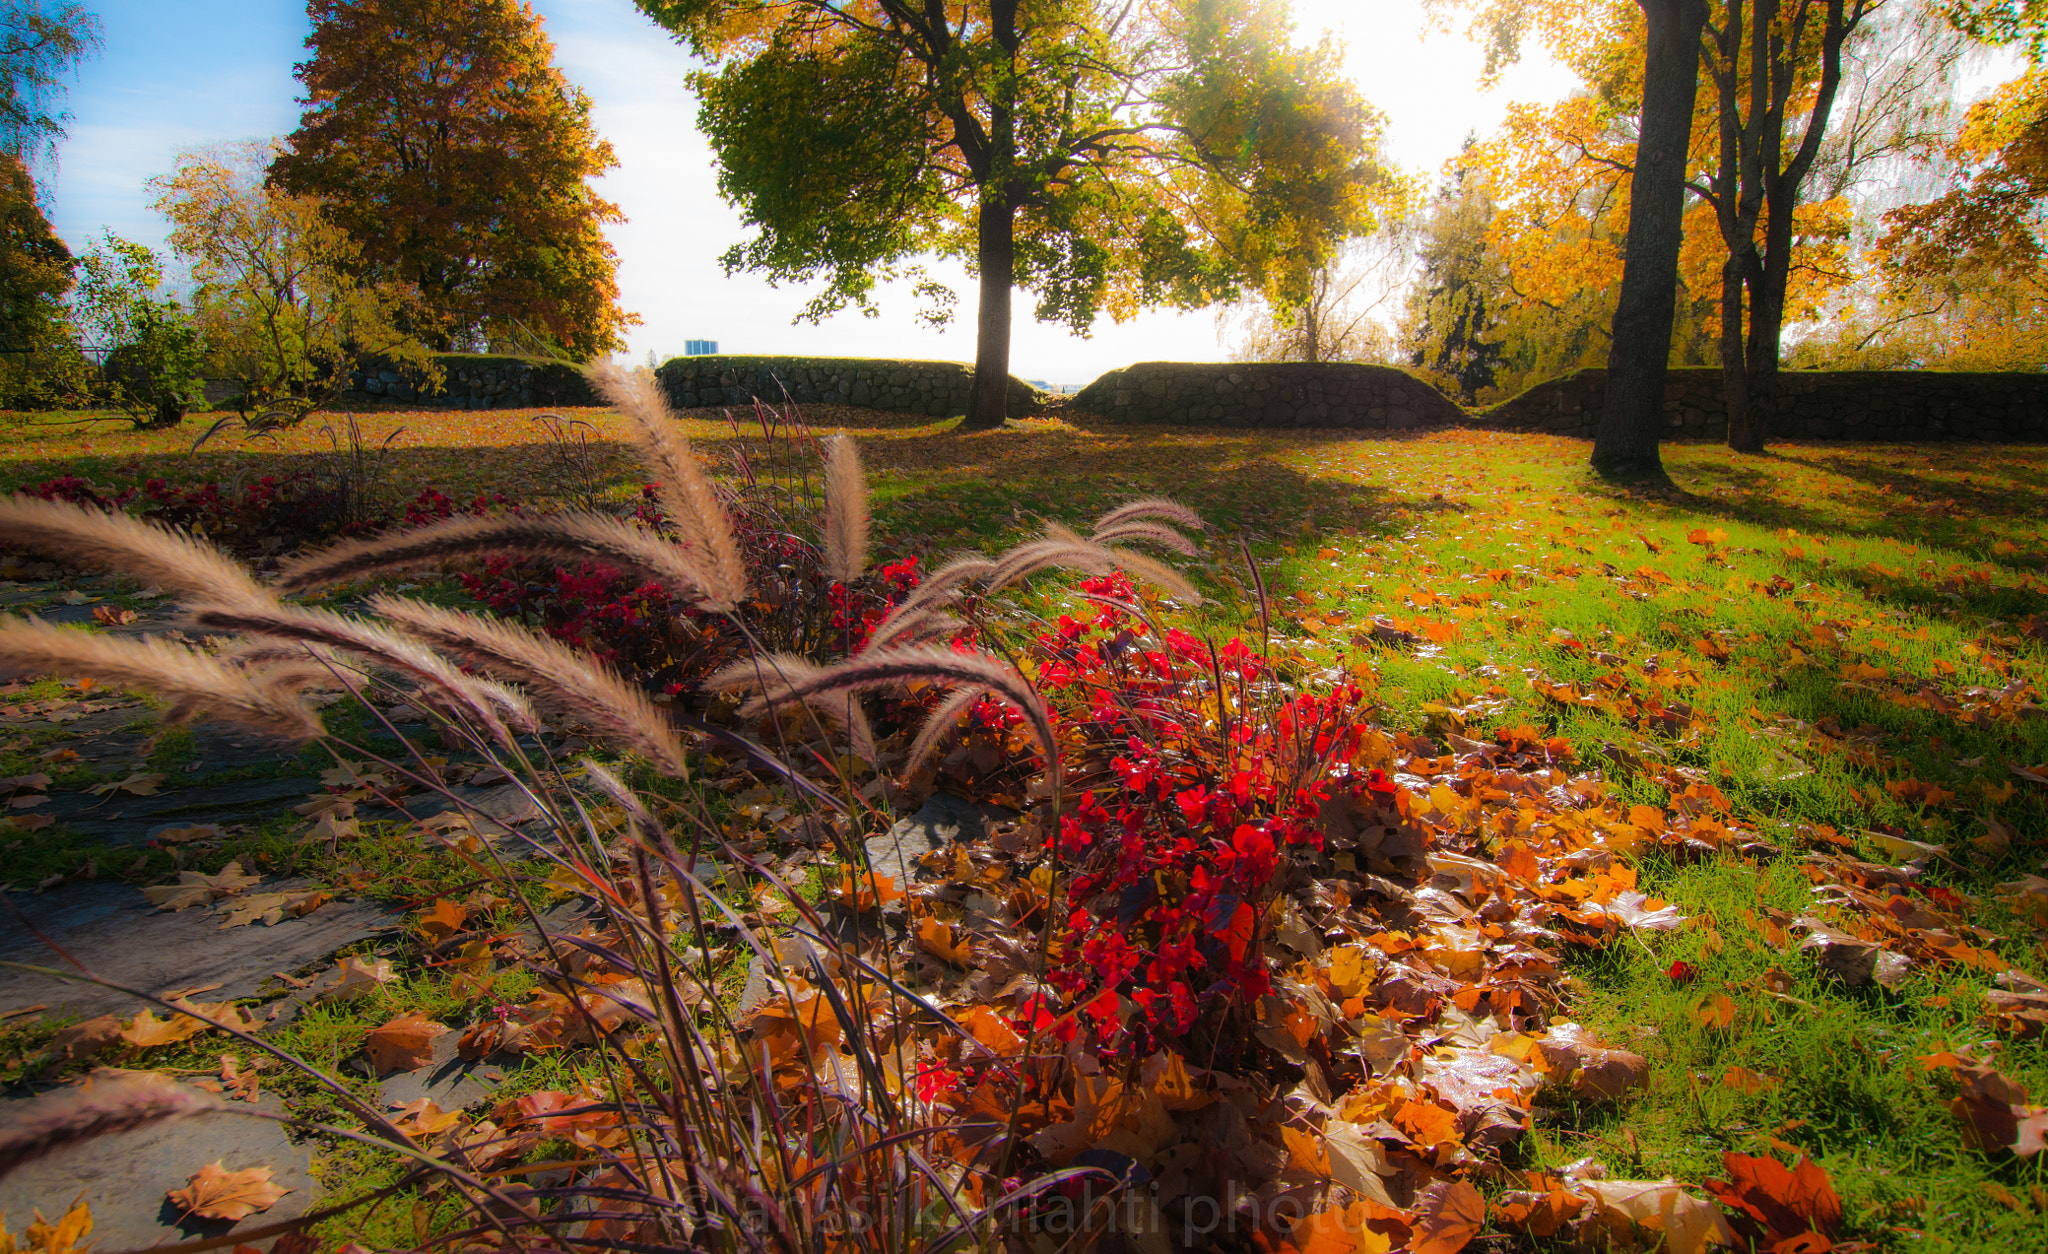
[{"xmin": 363, "ymin": 1012, "xmax": 450, "ymax": 1075}]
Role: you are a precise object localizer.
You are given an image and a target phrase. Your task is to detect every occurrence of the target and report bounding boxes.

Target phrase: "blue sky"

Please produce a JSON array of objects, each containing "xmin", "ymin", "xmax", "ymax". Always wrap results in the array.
[{"xmin": 48, "ymin": 0, "xmax": 1577, "ymax": 384}]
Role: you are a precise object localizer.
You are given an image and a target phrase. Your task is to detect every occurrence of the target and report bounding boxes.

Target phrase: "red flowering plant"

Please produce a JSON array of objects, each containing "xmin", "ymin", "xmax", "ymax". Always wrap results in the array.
[{"xmin": 1011, "ymin": 572, "xmax": 1428, "ymax": 1067}]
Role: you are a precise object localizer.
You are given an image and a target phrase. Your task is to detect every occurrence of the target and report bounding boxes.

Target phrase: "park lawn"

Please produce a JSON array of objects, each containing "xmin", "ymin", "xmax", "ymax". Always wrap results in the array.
[{"xmin": 4, "ymin": 406, "xmax": 2046, "ymax": 1248}]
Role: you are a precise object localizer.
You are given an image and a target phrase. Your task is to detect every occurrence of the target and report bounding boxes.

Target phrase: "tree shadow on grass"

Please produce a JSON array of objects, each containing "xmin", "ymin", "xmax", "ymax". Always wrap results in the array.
[{"xmin": 1628, "ymin": 447, "xmax": 2048, "ymax": 580}]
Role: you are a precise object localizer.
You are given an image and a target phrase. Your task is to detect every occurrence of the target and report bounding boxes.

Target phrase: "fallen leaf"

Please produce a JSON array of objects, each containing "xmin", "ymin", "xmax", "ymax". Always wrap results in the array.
[
  {"xmin": 1577, "ymin": 1178, "xmax": 1739, "ymax": 1254},
  {"xmin": 1704, "ymin": 1152, "xmax": 1841, "ymax": 1247},
  {"xmin": 166, "ymin": 1160, "xmax": 289, "ymax": 1221},
  {"xmin": 322, "ymin": 955, "xmax": 398, "ymax": 1001},
  {"xmin": 219, "ymin": 890, "xmax": 330, "ymax": 929},
  {"xmin": 363, "ymin": 1012, "xmax": 449, "ymax": 1075},
  {"xmin": 141, "ymin": 861, "xmax": 261, "ymax": 911},
  {"xmin": 1722, "ymin": 1066, "xmax": 1779, "ymax": 1096},
  {"xmin": 389, "ymin": 1096, "xmax": 464, "ymax": 1140},
  {"xmin": 1409, "ymin": 1179, "xmax": 1485, "ymax": 1254},
  {"xmin": 92, "ymin": 605, "xmax": 137, "ymax": 626},
  {"xmin": 152, "ymin": 823, "xmax": 223, "ymax": 844},
  {"xmin": 917, "ymin": 916, "xmax": 973, "ymax": 965},
  {"xmin": 1537, "ymin": 1023, "xmax": 1649, "ymax": 1101},
  {"xmin": 0, "ymin": 1196, "xmax": 92, "ymax": 1252},
  {"xmin": 416, "ymin": 898, "xmax": 469, "ymax": 943},
  {"xmin": 89, "ymin": 771, "xmax": 165, "ymax": 797},
  {"xmin": 119, "ymin": 1007, "xmax": 214, "ymax": 1047},
  {"xmin": 831, "ymin": 868, "xmax": 902, "ymax": 912},
  {"xmin": 41, "ymin": 1014, "xmax": 123, "ymax": 1068}
]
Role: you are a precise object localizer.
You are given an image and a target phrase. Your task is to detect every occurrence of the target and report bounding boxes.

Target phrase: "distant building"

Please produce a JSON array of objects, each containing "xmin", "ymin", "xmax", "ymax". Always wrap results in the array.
[{"xmin": 685, "ymin": 340, "xmax": 719, "ymax": 356}]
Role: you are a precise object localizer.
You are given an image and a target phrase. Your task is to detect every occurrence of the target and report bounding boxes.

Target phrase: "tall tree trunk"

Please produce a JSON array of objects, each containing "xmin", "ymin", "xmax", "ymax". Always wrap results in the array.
[
  {"xmin": 962, "ymin": 188, "xmax": 1016, "ymax": 432},
  {"xmin": 962, "ymin": 0, "xmax": 1018, "ymax": 433},
  {"xmin": 1719, "ymin": 253, "xmax": 1758, "ymax": 450},
  {"xmin": 1594, "ymin": 0, "xmax": 1709, "ymax": 482},
  {"xmin": 1739, "ymin": 0, "xmax": 1860, "ymax": 451}
]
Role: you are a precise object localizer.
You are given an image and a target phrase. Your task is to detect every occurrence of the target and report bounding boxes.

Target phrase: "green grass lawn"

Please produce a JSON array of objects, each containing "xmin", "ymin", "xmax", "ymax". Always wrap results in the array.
[{"xmin": 3, "ymin": 406, "xmax": 2044, "ymax": 1248}]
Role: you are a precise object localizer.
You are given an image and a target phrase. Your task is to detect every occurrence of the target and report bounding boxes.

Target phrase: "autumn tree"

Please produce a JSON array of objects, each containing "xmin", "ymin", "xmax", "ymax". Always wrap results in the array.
[
  {"xmin": 268, "ymin": 0, "xmax": 633, "ymax": 360},
  {"xmin": 153, "ymin": 143, "xmax": 439, "ymax": 427},
  {"xmin": 639, "ymin": 0, "xmax": 1390, "ymax": 429},
  {"xmin": 1873, "ymin": 64, "xmax": 2048, "ymax": 358},
  {"xmin": 0, "ymin": 0, "xmax": 100, "ymax": 179},
  {"xmin": 1701, "ymin": 0, "xmax": 1877, "ymax": 452},
  {"xmin": 1432, "ymin": 0, "xmax": 1708, "ymax": 479},
  {"xmin": 0, "ymin": 150, "xmax": 74, "ymax": 404}
]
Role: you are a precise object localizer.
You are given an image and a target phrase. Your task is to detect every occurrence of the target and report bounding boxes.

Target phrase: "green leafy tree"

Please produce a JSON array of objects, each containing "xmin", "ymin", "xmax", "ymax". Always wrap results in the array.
[
  {"xmin": 0, "ymin": 0, "xmax": 100, "ymax": 178},
  {"xmin": 74, "ymin": 234, "xmax": 204, "ymax": 429},
  {"xmin": 639, "ymin": 0, "xmax": 1391, "ymax": 429},
  {"xmin": 0, "ymin": 149, "xmax": 76, "ymax": 405},
  {"xmin": 268, "ymin": 0, "xmax": 633, "ymax": 359},
  {"xmin": 152, "ymin": 142, "xmax": 440, "ymax": 429}
]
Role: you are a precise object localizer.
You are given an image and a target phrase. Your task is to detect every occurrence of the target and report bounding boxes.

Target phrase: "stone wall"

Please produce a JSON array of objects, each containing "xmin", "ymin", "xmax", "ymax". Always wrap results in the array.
[
  {"xmin": 1069, "ymin": 361, "xmax": 1463, "ymax": 429},
  {"xmin": 336, "ymin": 354, "xmax": 597, "ymax": 409},
  {"xmin": 656, "ymin": 355, "xmax": 1040, "ymax": 418},
  {"xmin": 1482, "ymin": 367, "xmax": 2048, "ymax": 442}
]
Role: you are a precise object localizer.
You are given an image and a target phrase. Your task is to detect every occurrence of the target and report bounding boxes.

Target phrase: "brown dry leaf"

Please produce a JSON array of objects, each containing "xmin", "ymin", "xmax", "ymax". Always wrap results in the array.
[
  {"xmin": 389, "ymin": 1097, "xmax": 464, "ymax": 1140},
  {"xmin": 152, "ymin": 823, "xmax": 222, "ymax": 844},
  {"xmin": 90, "ymin": 770, "xmax": 165, "ymax": 798},
  {"xmin": 363, "ymin": 1012, "xmax": 449, "ymax": 1076},
  {"xmin": 954, "ymin": 1004, "xmax": 1023, "ymax": 1055},
  {"xmin": 41, "ymin": 1014, "xmax": 122, "ymax": 1068},
  {"xmin": 1323, "ymin": 1120, "xmax": 1399, "ymax": 1208},
  {"xmin": 1409, "ymin": 1179, "xmax": 1485, "ymax": 1254},
  {"xmin": 1704, "ymin": 1151, "xmax": 1841, "ymax": 1246},
  {"xmin": 166, "ymin": 1159, "xmax": 290, "ymax": 1221},
  {"xmin": 1577, "ymin": 1178, "xmax": 1738, "ymax": 1254},
  {"xmin": 831, "ymin": 868, "xmax": 902, "ymax": 912},
  {"xmin": 119, "ymin": 1007, "xmax": 212, "ymax": 1048},
  {"xmin": 1605, "ymin": 890, "xmax": 1685, "ymax": 931},
  {"xmin": 142, "ymin": 861, "xmax": 262, "ymax": 912},
  {"xmin": 416, "ymin": 898, "xmax": 469, "ymax": 943},
  {"xmin": 1721, "ymin": 1066, "xmax": 1779, "ymax": 1096},
  {"xmin": 219, "ymin": 890, "xmax": 330, "ymax": 929},
  {"xmin": 0, "ymin": 1195, "xmax": 92, "ymax": 1253},
  {"xmin": 1537, "ymin": 1023, "xmax": 1649, "ymax": 1101},
  {"xmin": 1692, "ymin": 995, "xmax": 1737, "ymax": 1030},
  {"xmin": 322, "ymin": 955, "xmax": 397, "ymax": 1001}
]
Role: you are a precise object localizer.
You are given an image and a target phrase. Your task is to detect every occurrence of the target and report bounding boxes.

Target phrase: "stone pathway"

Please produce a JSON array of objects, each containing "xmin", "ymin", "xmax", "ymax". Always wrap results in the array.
[
  {"xmin": 0, "ymin": 1079, "xmax": 319, "ymax": 1248},
  {"xmin": 0, "ymin": 879, "xmax": 401, "ymax": 1021},
  {"xmin": 0, "ymin": 571, "xmax": 993, "ymax": 1247}
]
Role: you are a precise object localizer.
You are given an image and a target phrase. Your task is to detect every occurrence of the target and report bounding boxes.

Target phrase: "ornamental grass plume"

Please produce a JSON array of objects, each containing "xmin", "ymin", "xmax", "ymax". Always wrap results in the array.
[
  {"xmin": 0, "ymin": 1069, "xmax": 219, "ymax": 1180},
  {"xmin": 821, "ymin": 433, "xmax": 869, "ymax": 584},
  {"xmin": 0, "ymin": 616, "xmax": 325, "ymax": 741},
  {"xmin": 0, "ymin": 495, "xmax": 272, "ymax": 607},
  {"xmin": 368, "ymin": 594, "xmax": 689, "ymax": 776},
  {"xmin": 275, "ymin": 513, "xmax": 720, "ymax": 603},
  {"xmin": 584, "ymin": 360, "xmax": 747, "ymax": 609}
]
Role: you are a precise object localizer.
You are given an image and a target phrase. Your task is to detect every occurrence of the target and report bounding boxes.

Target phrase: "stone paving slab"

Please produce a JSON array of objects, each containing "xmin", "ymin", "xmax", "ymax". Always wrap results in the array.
[
  {"xmin": 23, "ymin": 774, "xmax": 323, "ymax": 846},
  {"xmin": 0, "ymin": 1079, "xmax": 318, "ymax": 1249},
  {"xmin": 379, "ymin": 1027, "xmax": 506, "ymax": 1111},
  {"xmin": 0, "ymin": 880, "xmax": 400, "ymax": 1022}
]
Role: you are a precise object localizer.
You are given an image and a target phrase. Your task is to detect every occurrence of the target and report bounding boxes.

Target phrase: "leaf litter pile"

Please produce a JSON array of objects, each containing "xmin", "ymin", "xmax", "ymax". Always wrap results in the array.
[{"xmin": 0, "ymin": 413, "xmax": 2044, "ymax": 1251}]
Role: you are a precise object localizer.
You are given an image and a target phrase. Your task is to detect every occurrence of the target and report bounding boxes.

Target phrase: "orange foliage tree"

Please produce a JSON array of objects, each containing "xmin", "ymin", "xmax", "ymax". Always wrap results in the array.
[
  {"xmin": 268, "ymin": 0, "xmax": 634, "ymax": 360},
  {"xmin": 1431, "ymin": 1, "xmax": 1865, "ymax": 461}
]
